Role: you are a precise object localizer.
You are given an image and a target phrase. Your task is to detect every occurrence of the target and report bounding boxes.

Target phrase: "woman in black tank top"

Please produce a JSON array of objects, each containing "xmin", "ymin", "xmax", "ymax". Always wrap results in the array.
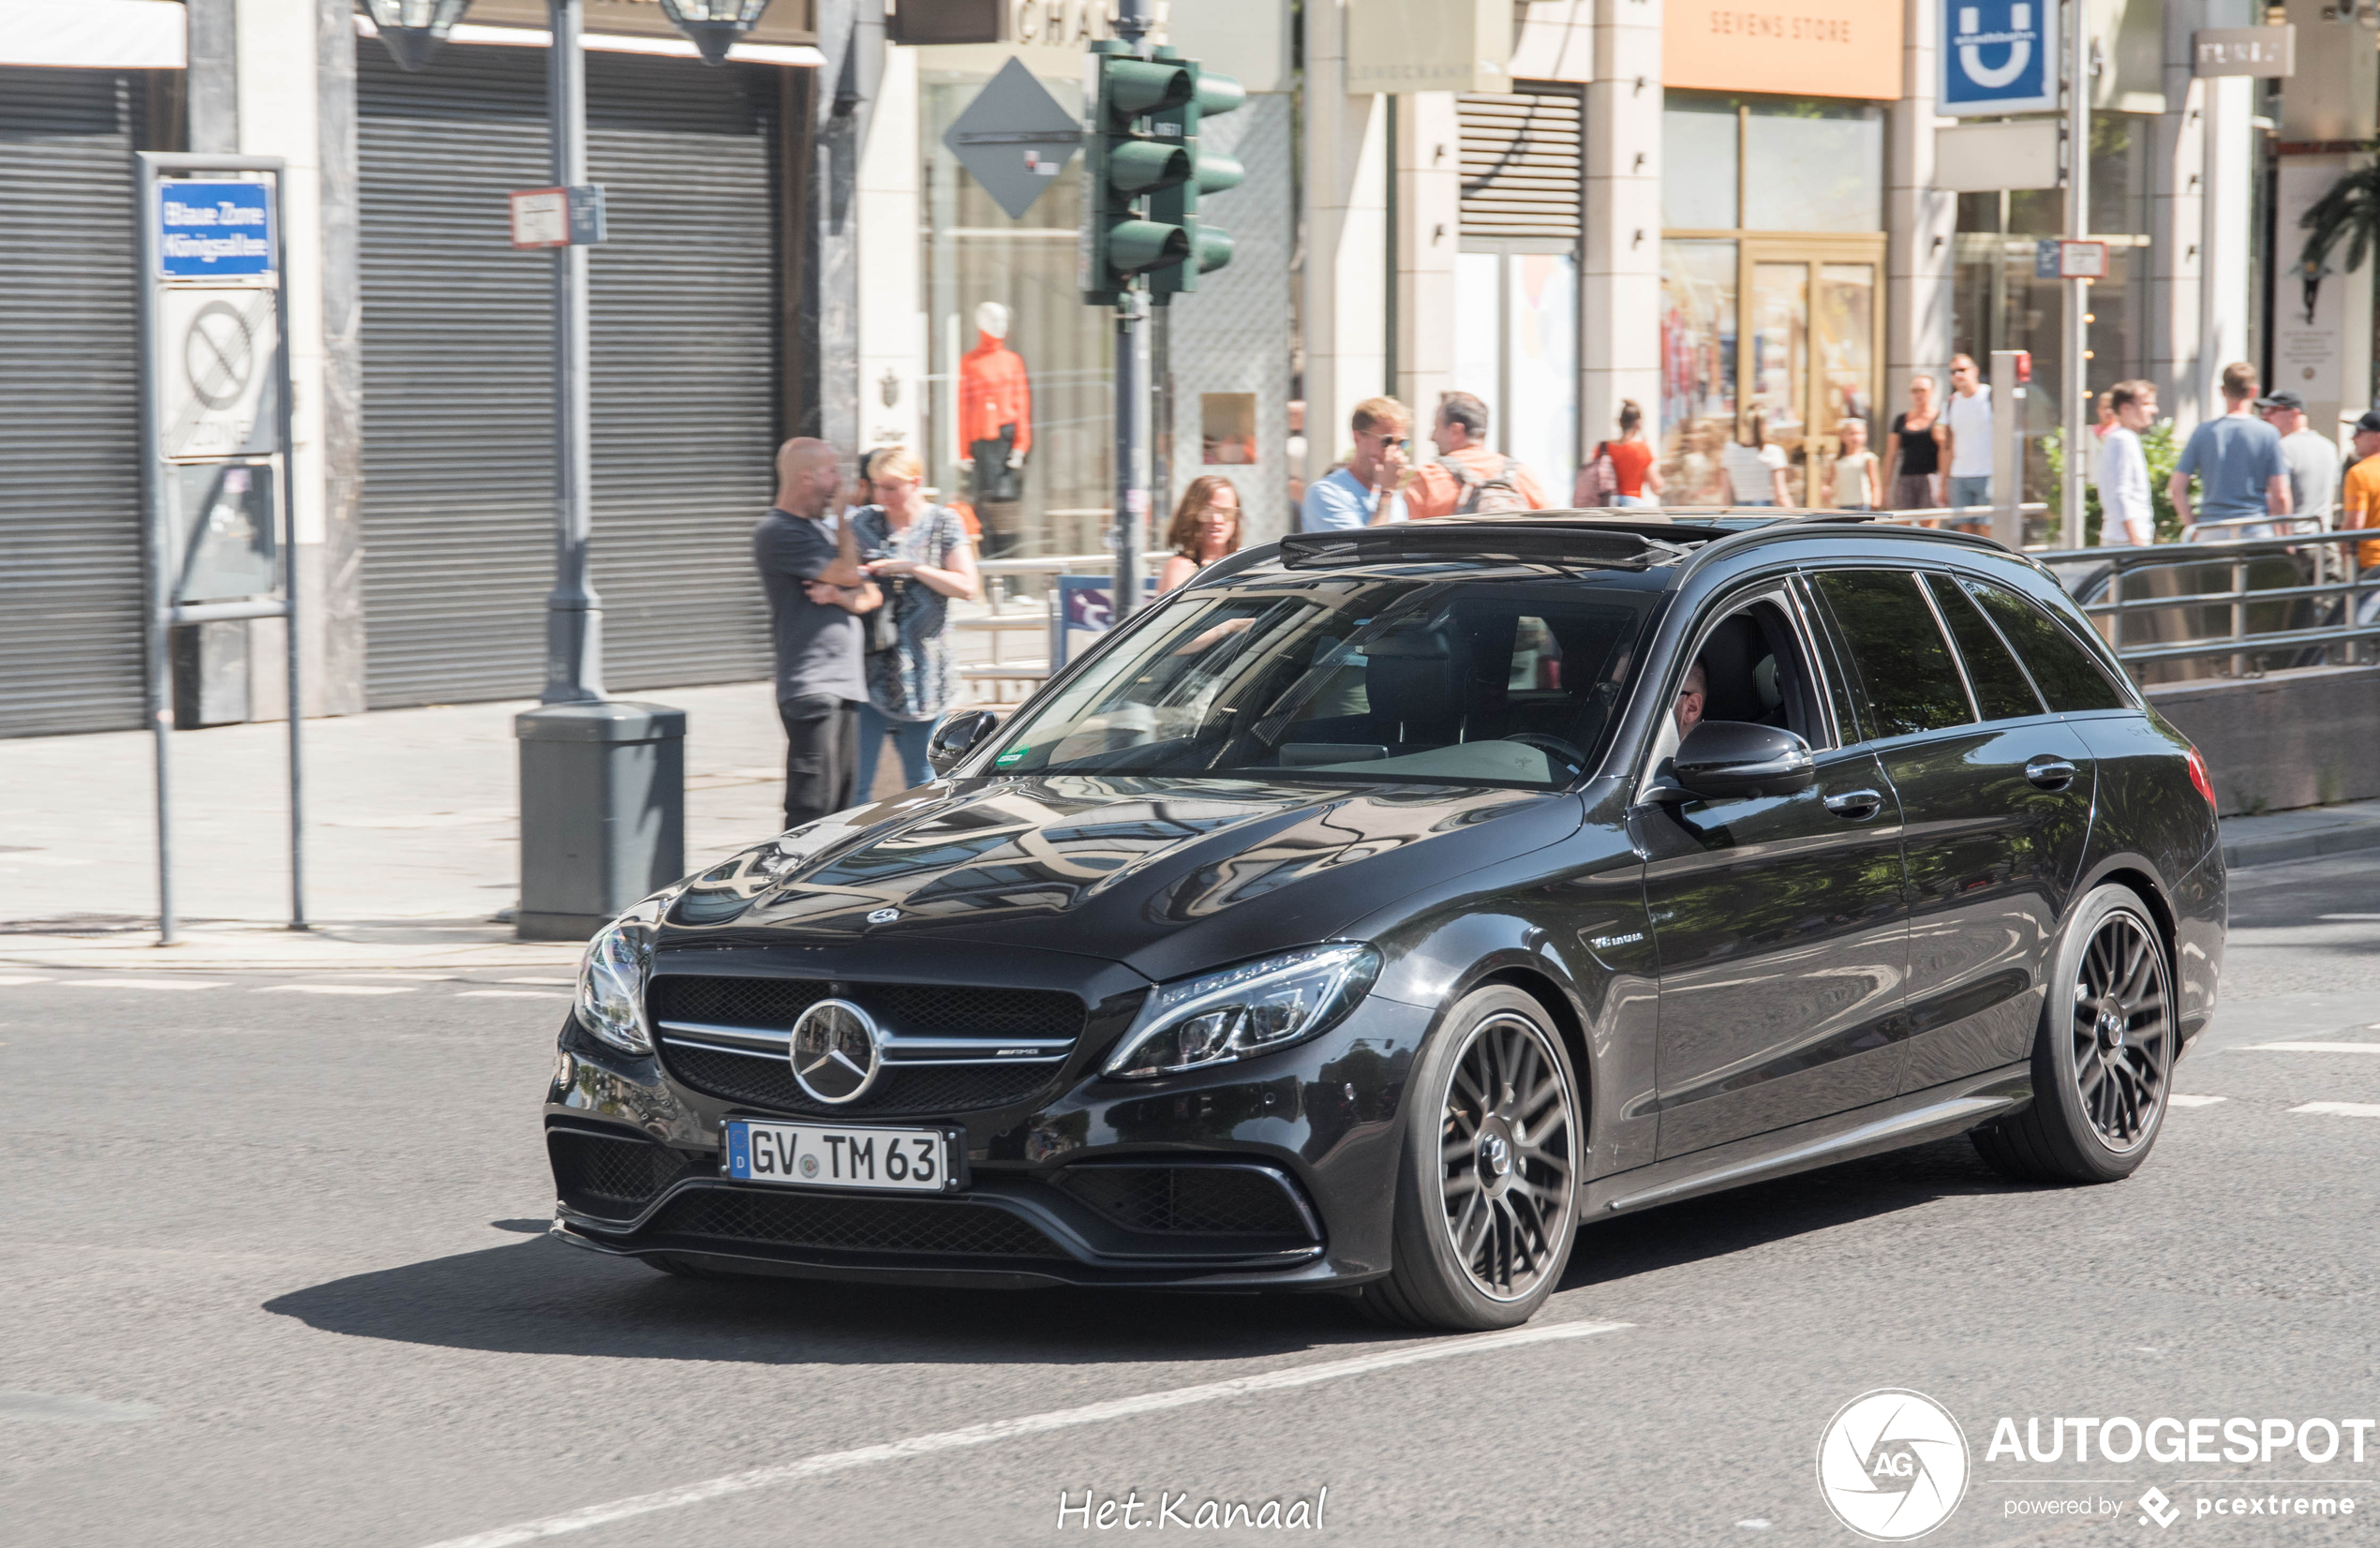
[{"xmin": 1884, "ymin": 374, "xmax": 1945, "ymax": 514}]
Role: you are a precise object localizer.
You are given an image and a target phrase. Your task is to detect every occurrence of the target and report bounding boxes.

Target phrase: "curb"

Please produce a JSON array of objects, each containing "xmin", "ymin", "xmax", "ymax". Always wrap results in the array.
[{"xmin": 2222, "ymin": 820, "xmax": 2380, "ymax": 871}]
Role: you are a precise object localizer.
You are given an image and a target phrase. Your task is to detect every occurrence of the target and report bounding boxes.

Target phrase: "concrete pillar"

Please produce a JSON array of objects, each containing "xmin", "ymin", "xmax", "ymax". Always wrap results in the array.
[
  {"xmin": 1301, "ymin": 0, "xmax": 1389, "ymax": 479},
  {"xmin": 1581, "ymin": 0, "xmax": 1662, "ymax": 457},
  {"xmin": 2149, "ymin": 4, "xmax": 2209, "ymax": 425},
  {"xmin": 314, "ymin": 0, "xmax": 367, "ymax": 716},
  {"xmin": 1393, "ymin": 92, "xmax": 1461, "ymax": 419},
  {"xmin": 855, "ymin": 44, "xmax": 923, "ymax": 457},
  {"xmin": 806, "ymin": 0, "xmax": 879, "ymax": 449},
  {"xmin": 1886, "ymin": 0, "xmax": 1955, "ymax": 409},
  {"xmin": 2200, "ymin": 71, "xmax": 2255, "ymax": 393}
]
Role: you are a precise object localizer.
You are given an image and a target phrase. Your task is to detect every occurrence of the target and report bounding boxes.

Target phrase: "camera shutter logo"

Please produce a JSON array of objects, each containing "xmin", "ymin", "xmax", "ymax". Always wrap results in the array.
[
  {"xmin": 789, "ymin": 998, "xmax": 884, "ymax": 1105},
  {"xmin": 1817, "ymin": 1389, "xmax": 1970, "ymax": 1541}
]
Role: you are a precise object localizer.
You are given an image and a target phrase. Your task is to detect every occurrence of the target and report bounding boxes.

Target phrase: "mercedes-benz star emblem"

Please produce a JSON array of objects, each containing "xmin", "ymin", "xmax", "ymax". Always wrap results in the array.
[
  {"xmin": 867, "ymin": 906, "xmax": 900, "ymax": 924},
  {"xmin": 789, "ymin": 998, "xmax": 882, "ymax": 1105}
]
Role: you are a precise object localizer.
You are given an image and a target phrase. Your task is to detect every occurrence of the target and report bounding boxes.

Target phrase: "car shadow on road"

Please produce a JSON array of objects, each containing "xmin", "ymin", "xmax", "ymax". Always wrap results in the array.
[{"xmin": 266, "ymin": 1139, "xmax": 2027, "ymax": 1366}]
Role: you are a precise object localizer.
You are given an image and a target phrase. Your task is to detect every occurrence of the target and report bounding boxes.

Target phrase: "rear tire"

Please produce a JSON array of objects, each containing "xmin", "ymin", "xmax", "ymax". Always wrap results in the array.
[
  {"xmin": 1361, "ymin": 987, "xmax": 1584, "ymax": 1332},
  {"xmin": 1971, "ymin": 883, "xmax": 2176, "ymax": 1185}
]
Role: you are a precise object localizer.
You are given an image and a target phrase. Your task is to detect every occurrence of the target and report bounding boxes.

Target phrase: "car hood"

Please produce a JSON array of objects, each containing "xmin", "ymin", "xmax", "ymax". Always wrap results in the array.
[{"xmin": 654, "ymin": 774, "xmax": 1576, "ymax": 977}]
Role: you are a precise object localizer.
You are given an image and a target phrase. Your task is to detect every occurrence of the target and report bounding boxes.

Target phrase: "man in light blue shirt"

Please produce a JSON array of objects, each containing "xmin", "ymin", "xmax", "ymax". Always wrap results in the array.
[
  {"xmin": 1300, "ymin": 395, "xmax": 1412, "ymax": 530},
  {"xmin": 2173, "ymin": 362, "xmax": 2292, "ymax": 539}
]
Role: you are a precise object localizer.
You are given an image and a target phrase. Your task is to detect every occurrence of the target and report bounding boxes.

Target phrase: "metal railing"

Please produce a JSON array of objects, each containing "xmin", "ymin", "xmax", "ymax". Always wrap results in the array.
[
  {"xmin": 955, "ymin": 552, "xmax": 1114, "ymax": 690},
  {"xmin": 2043, "ymin": 528, "xmax": 2380, "ymax": 680}
]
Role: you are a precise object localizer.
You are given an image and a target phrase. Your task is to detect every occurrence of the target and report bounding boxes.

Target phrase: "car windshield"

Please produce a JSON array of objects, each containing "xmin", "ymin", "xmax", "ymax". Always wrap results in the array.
[{"xmin": 984, "ymin": 576, "xmax": 1655, "ymax": 788}]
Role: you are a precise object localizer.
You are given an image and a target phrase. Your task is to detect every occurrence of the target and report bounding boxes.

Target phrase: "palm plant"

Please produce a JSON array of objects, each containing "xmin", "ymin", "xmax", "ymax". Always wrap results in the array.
[{"xmin": 2298, "ymin": 158, "xmax": 2380, "ymax": 299}]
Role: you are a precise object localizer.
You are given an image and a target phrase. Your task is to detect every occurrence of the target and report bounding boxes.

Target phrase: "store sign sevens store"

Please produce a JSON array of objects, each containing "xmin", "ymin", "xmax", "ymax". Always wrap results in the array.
[{"xmin": 1664, "ymin": 0, "xmax": 1903, "ymax": 98}]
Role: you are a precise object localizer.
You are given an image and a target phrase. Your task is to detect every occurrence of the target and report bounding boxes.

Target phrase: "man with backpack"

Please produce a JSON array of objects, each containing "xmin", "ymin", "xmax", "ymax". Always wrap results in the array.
[{"xmin": 1405, "ymin": 392, "xmax": 1549, "ymax": 518}]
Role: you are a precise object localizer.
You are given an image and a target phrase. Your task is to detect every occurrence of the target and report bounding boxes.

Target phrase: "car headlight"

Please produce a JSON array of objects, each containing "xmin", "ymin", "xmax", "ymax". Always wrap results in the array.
[
  {"xmin": 1103, "ymin": 943, "xmax": 1379, "ymax": 1079},
  {"xmin": 573, "ymin": 907, "xmax": 657, "ymax": 1054}
]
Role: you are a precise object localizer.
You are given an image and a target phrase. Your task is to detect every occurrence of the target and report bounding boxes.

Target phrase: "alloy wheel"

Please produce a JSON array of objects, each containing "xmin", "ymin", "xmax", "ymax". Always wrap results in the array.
[
  {"xmin": 2069, "ymin": 909, "xmax": 2172, "ymax": 1152},
  {"xmin": 1436, "ymin": 1010, "xmax": 1577, "ymax": 1302}
]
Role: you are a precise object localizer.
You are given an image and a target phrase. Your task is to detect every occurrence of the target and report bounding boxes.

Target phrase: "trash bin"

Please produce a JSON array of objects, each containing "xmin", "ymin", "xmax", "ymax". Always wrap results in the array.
[{"xmin": 513, "ymin": 700, "xmax": 687, "ymax": 941}]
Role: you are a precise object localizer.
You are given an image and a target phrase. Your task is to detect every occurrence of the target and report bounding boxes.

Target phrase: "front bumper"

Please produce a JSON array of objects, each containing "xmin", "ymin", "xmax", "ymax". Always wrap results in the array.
[{"xmin": 543, "ymin": 993, "xmax": 1434, "ymax": 1289}]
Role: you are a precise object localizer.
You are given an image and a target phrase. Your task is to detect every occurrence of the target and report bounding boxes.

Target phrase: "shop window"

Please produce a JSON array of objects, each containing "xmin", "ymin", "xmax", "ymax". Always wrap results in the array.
[
  {"xmin": 1454, "ymin": 247, "xmax": 1578, "ymax": 483},
  {"xmin": 1660, "ymin": 239, "xmax": 1739, "ymax": 503},
  {"xmin": 922, "ymin": 67, "xmax": 1112, "ymax": 560},
  {"xmin": 1662, "ymin": 91, "xmax": 1882, "ymax": 234},
  {"xmin": 1201, "ymin": 394, "xmax": 1256, "ymax": 465}
]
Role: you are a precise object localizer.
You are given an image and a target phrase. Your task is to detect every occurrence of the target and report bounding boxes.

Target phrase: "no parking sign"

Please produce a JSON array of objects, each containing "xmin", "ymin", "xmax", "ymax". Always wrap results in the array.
[{"xmin": 1940, "ymin": 0, "xmax": 2059, "ymax": 117}]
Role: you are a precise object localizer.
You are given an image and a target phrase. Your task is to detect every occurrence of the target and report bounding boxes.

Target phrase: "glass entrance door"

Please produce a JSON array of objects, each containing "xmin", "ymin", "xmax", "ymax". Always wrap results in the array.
[{"xmin": 1739, "ymin": 242, "xmax": 1881, "ymax": 509}]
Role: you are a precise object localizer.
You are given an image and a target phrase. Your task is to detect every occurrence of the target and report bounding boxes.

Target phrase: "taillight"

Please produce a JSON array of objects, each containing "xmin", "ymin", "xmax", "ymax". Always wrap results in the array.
[{"xmin": 2184, "ymin": 746, "xmax": 2217, "ymax": 810}]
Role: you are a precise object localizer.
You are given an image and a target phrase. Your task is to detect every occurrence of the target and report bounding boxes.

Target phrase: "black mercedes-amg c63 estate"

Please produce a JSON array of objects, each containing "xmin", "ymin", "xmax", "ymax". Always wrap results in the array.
[{"xmin": 544, "ymin": 514, "xmax": 2224, "ymax": 1331}]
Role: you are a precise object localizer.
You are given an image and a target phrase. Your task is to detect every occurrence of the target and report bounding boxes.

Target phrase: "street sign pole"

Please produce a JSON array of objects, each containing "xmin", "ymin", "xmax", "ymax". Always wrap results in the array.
[
  {"xmin": 544, "ymin": 0, "xmax": 602, "ymax": 701},
  {"xmin": 2062, "ymin": 0, "xmax": 2090, "ymax": 548},
  {"xmin": 135, "ymin": 152, "xmax": 305, "ymax": 945}
]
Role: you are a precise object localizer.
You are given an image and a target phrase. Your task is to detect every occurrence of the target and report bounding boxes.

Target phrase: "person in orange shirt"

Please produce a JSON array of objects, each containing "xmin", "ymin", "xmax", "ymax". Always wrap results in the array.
[
  {"xmin": 1403, "ymin": 392, "xmax": 1550, "ymax": 519},
  {"xmin": 2339, "ymin": 409, "xmax": 2380, "ymax": 621}
]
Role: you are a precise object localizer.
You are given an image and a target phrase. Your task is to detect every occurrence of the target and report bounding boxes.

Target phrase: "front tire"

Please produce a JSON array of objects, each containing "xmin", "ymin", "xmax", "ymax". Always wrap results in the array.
[
  {"xmin": 1971, "ymin": 884, "xmax": 2176, "ymax": 1184},
  {"xmin": 1361, "ymin": 987, "xmax": 1584, "ymax": 1331}
]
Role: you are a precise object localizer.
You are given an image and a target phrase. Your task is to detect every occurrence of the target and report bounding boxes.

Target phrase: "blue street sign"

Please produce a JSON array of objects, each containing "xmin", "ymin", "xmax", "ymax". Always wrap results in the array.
[
  {"xmin": 1941, "ymin": 0, "xmax": 2058, "ymax": 117},
  {"xmin": 157, "ymin": 180, "xmax": 274, "ymax": 278}
]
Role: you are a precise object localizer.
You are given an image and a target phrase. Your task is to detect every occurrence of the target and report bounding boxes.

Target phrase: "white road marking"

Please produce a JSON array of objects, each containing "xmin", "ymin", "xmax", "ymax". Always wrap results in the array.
[
  {"xmin": 457, "ymin": 990, "xmax": 569, "ymax": 1001},
  {"xmin": 2167, "ymin": 1094, "xmax": 2227, "ymax": 1108},
  {"xmin": 0, "ymin": 975, "xmax": 54, "ymax": 987},
  {"xmin": 413, "ymin": 1318, "xmax": 1633, "ymax": 1548},
  {"xmin": 2289, "ymin": 1101, "xmax": 2380, "ymax": 1118},
  {"xmin": 2239, "ymin": 1041, "xmax": 2380, "ymax": 1054},
  {"xmin": 56, "ymin": 978, "xmax": 229, "ymax": 991},
  {"xmin": 255, "ymin": 984, "xmax": 420, "ymax": 996},
  {"xmin": 499, "ymin": 976, "xmax": 575, "ymax": 986},
  {"xmin": 0, "ymin": 1391, "xmax": 159, "ymax": 1423}
]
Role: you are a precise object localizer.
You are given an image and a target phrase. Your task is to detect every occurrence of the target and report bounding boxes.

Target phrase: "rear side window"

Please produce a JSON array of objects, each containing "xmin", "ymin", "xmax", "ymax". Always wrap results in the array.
[
  {"xmin": 1811, "ymin": 570, "xmax": 1974, "ymax": 738},
  {"xmin": 1961, "ymin": 578, "xmax": 2131, "ymax": 712},
  {"xmin": 1924, "ymin": 573, "xmax": 2046, "ymax": 721}
]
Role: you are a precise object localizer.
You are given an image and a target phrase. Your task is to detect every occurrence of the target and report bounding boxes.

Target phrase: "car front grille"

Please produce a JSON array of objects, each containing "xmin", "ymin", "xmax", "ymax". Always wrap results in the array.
[
  {"xmin": 647, "ymin": 1187, "xmax": 1066, "ymax": 1258},
  {"xmin": 647, "ymin": 973, "xmax": 1090, "ymax": 1119},
  {"xmin": 658, "ymin": 1040, "xmax": 1064, "ymax": 1117},
  {"xmin": 548, "ymin": 1127, "xmax": 698, "ymax": 1220},
  {"xmin": 1054, "ymin": 1165, "xmax": 1317, "ymax": 1239}
]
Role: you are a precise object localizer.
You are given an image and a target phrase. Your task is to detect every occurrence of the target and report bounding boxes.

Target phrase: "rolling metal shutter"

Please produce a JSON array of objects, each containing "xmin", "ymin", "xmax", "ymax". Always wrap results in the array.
[
  {"xmin": 1458, "ymin": 88, "xmax": 1583, "ymax": 242},
  {"xmin": 0, "ymin": 69, "xmax": 145, "ymax": 737},
  {"xmin": 357, "ymin": 47, "xmax": 781, "ymax": 708}
]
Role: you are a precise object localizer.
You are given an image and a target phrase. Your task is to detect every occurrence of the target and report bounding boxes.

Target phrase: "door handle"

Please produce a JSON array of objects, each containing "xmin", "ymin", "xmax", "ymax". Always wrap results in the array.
[
  {"xmin": 2025, "ymin": 756, "xmax": 2079, "ymax": 791},
  {"xmin": 1823, "ymin": 788, "xmax": 1883, "ymax": 821}
]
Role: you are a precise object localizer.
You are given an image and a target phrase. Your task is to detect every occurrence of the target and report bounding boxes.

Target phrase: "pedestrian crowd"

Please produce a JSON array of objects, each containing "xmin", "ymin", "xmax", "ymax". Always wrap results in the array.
[{"xmin": 754, "ymin": 362, "xmax": 2380, "ymax": 823}]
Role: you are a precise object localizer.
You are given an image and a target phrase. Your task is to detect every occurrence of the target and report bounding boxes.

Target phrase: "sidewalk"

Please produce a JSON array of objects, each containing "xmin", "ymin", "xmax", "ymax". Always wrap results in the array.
[
  {"xmin": 0, "ymin": 681, "xmax": 814, "ymax": 973},
  {"xmin": 9, "ymin": 682, "xmax": 2367, "ymax": 974},
  {"xmin": 2219, "ymin": 797, "xmax": 2380, "ymax": 871}
]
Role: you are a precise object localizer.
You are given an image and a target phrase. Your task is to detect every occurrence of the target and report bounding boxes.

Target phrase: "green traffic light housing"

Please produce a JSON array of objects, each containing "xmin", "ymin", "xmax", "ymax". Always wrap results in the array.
[
  {"xmin": 1081, "ymin": 43, "xmax": 1244, "ymax": 305},
  {"xmin": 1146, "ymin": 50, "xmax": 1243, "ymax": 303}
]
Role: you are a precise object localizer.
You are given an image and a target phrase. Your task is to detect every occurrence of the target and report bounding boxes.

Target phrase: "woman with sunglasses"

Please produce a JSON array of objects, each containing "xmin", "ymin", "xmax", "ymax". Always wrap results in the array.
[{"xmin": 1157, "ymin": 475, "xmax": 1243, "ymax": 593}]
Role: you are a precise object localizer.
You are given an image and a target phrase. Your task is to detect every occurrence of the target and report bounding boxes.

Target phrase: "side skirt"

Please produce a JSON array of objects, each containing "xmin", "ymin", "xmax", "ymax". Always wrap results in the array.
[{"xmin": 1584, "ymin": 1064, "xmax": 2033, "ymax": 1218}]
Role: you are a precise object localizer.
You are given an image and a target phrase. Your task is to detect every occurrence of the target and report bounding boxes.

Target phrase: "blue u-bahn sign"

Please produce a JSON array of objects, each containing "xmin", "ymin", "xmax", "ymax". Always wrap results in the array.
[{"xmin": 1941, "ymin": 0, "xmax": 2059, "ymax": 117}]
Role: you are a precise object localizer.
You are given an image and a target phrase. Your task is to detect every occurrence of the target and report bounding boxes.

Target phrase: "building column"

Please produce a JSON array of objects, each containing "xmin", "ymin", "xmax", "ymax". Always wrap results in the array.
[
  {"xmin": 1582, "ymin": 0, "xmax": 1662, "ymax": 454},
  {"xmin": 1886, "ymin": 0, "xmax": 1954, "ymax": 409},
  {"xmin": 2149, "ymin": 5, "xmax": 2209, "ymax": 425},
  {"xmin": 1301, "ymin": 0, "xmax": 1388, "ymax": 479},
  {"xmin": 2201, "ymin": 71, "xmax": 2256, "ymax": 392},
  {"xmin": 855, "ymin": 44, "xmax": 922, "ymax": 458},
  {"xmin": 1392, "ymin": 92, "xmax": 1460, "ymax": 420},
  {"xmin": 805, "ymin": 0, "xmax": 879, "ymax": 449}
]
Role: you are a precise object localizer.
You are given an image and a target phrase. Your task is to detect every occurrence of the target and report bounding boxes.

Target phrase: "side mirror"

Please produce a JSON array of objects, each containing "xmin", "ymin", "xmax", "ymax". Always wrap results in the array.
[
  {"xmin": 1671, "ymin": 720, "xmax": 1816, "ymax": 799},
  {"xmin": 927, "ymin": 708, "xmax": 1001, "ymax": 776}
]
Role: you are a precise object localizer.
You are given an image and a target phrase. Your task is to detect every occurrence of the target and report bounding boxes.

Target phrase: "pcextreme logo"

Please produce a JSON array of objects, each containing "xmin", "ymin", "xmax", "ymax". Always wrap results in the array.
[{"xmin": 1818, "ymin": 1389, "xmax": 1971, "ymax": 1541}]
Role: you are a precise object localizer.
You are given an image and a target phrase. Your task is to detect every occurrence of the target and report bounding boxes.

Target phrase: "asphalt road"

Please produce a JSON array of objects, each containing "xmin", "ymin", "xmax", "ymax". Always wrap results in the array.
[{"xmin": 6, "ymin": 852, "xmax": 2377, "ymax": 1547}]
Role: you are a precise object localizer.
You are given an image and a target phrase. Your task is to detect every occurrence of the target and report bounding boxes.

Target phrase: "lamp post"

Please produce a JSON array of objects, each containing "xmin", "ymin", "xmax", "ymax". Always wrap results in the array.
[{"xmin": 365, "ymin": 0, "xmax": 772, "ymax": 937}]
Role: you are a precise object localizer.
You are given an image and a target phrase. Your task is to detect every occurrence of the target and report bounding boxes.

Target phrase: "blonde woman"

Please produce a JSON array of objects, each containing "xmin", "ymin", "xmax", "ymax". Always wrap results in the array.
[
  {"xmin": 851, "ymin": 449, "xmax": 979, "ymax": 791},
  {"xmin": 1157, "ymin": 475, "xmax": 1243, "ymax": 592}
]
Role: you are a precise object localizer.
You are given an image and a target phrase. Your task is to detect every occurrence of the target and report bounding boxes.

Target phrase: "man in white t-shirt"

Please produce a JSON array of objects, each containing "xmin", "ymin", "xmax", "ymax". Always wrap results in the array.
[
  {"xmin": 2258, "ymin": 388, "xmax": 2341, "ymax": 528},
  {"xmin": 1941, "ymin": 353, "xmax": 1994, "ymax": 512},
  {"xmin": 2096, "ymin": 380, "xmax": 2157, "ymax": 546}
]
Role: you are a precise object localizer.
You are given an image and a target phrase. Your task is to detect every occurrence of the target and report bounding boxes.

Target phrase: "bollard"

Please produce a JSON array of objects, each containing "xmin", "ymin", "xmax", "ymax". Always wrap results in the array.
[{"xmin": 513, "ymin": 700, "xmax": 686, "ymax": 941}]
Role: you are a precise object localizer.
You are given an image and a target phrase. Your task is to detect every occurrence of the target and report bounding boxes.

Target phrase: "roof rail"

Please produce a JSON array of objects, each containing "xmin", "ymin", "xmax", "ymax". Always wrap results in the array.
[
  {"xmin": 1277, "ymin": 524, "xmax": 1688, "ymax": 571},
  {"xmin": 1676, "ymin": 515, "xmax": 2016, "ymax": 582}
]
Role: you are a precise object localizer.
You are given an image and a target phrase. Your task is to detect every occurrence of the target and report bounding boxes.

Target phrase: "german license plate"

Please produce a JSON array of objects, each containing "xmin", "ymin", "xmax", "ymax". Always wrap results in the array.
[{"xmin": 723, "ymin": 1119, "xmax": 962, "ymax": 1193}]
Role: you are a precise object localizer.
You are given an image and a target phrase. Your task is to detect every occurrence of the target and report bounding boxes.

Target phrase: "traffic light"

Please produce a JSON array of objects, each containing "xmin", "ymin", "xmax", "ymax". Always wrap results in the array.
[
  {"xmin": 1147, "ymin": 50, "xmax": 1243, "ymax": 303},
  {"xmin": 1079, "ymin": 43, "xmax": 1242, "ymax": 305}
]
